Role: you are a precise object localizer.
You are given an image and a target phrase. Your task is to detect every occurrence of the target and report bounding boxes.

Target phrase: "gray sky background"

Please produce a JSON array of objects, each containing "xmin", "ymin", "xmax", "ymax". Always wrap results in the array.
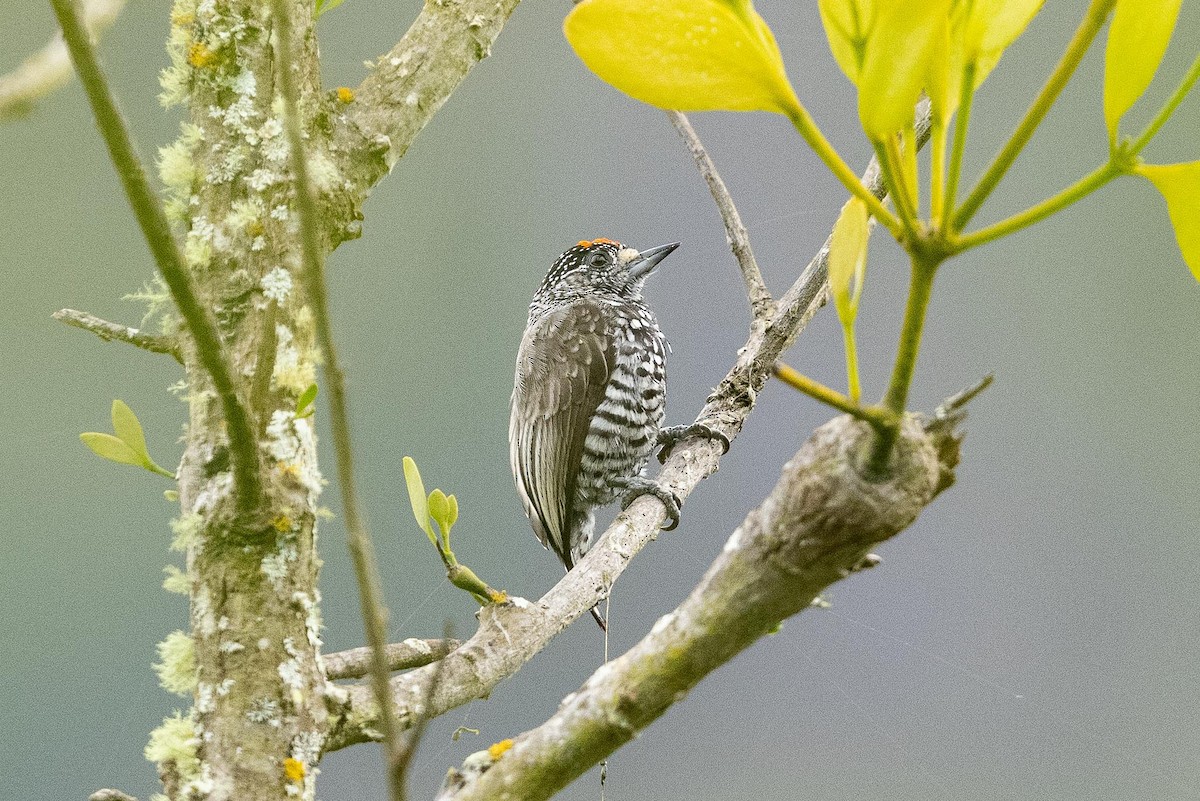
[{"xmin": 2, "ymin": 2, "xmax": 1198, "ymax": 799}]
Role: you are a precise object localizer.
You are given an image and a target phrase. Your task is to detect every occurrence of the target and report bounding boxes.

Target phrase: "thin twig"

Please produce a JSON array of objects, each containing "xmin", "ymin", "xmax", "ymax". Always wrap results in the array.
[
  {"xmin": 667, "ymin": 111, "xmax": 774, "ymax": 320},
  {"xmin": 269, "ymin": 0, "xmax": 403, "ymax": 797},
  {"xmin": 54, "ymin": 308, "xmax": 182, "ymax": 363},
  {"xmin": 0, "ymin": 0, "xmax": 126, "ymax": 121},
  {"xmin": 49, "ymin": 0, "xmax": 261, "ymax": 512},
  {"xmin": 772, "ymin": 361, "xmax": 894, "ymax": 431},
  {"xmin": 323, "ymin": 638, "xmax": 461, "ymax": 681}
]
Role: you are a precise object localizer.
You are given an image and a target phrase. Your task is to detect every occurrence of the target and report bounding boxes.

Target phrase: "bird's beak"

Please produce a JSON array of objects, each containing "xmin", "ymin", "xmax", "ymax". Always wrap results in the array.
[{"xmin": 627, "ymin": 242, "xmax": 680, "ymax": 281}]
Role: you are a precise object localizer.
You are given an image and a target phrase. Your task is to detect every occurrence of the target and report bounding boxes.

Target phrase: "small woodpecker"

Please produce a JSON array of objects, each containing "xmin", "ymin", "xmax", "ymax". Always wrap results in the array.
[{"xmin": 509, "ymin": 238, "xmax": 727, "ymax": 629}]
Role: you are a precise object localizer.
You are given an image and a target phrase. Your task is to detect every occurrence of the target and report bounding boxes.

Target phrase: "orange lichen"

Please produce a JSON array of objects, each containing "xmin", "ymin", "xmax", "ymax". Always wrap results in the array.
[
  {"xmin": 187, "ymin": 42, "xmax": 217, "ymax": 69},
  {"xmin": 336, "ymin": 87, "xmax": 356, "ymax": 104},
  {"xmin": 487, "ymin": 739, "xmax": 514, "ymax": 760},
  {"xmin": 283, "ymin": 757, "xmax": 306, "ymax": 782}
]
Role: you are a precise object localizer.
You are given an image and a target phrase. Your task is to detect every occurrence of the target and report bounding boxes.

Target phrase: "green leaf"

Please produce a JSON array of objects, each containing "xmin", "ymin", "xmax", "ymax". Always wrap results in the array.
[
  {"xmin": 927, "ymin": 0, "xmax": 1042, "ymax": 123},
  {"xmin": 82, "ymin": 402, "xmax": 176, "ymax": 478},
  {"xmin": 111, "ymin": 399, "xmax": 148, "ymax": 461},
  {"xmin": 1137, "ymin": 161, "xmax": 1200, "ymax": 281},
  {"xmin": 446, "ymin": 494, "xmax": 459, "ymax": 530},
  {"xmin": 81, "ymin": 432, "xmax": 143, "ymax": 467},
  {"xmin": 818, "ymin": 0, "xmax": 872, "ymax": 84},
  {"xmin": 428, "ymin": 489, "xmax": 451, "ymax": 534},
  {"xmin": 1104, "ymin": 0, "xmax": 1183, "ymax": 146},
  {"xmin": 563, "ymin": 0, "xmax": 802, "ymax": 115},
  {"xmin": 856, "ymin": 0, "xmax": 950, "ymax": 139},
  {"xmin": 295, "ymin": 383, "xmax": 318, "ymax": 418},
  {"xmin": 828, "ymin": 196, "xmax": 870, "ymax": 325},
  {"xmin": 402, "ymin": 456, "xmax": 436, "ymax": 543},
  {"xmin": 314, "ymin": 0, "xmax": 346, "ymax": 18}
]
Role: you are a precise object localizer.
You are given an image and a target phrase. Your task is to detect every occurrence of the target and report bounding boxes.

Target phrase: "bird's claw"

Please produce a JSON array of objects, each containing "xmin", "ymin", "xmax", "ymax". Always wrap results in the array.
[
  {"xmin": 656, "ymin": 422, "xmax": 731, "ymax": 464},
  {"xmin": 618, "ymin": 477, "xmax": 682, "ymax": 531}
]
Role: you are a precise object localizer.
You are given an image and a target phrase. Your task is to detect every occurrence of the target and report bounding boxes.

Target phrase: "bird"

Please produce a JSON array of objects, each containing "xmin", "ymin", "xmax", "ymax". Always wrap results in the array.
[{"xmin": 509, "ymin": 238, "xmax": 727, "ymax": 629}]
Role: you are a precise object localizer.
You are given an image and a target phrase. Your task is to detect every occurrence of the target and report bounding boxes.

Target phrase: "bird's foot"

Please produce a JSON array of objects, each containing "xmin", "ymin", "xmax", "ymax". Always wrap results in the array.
[
  {"xmin": 656, "ymin": 422, "xmax": 731, "ymax": 464},
  {"xmin": 617, "ymin": 477, "xmax": 682, "ymax": 531}
]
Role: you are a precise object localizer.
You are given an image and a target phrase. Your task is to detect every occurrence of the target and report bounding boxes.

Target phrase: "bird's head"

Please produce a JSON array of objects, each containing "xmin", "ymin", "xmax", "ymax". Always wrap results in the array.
[{"xmin": 535, "ymin": 238, "xmax": 679, "ymax": 304}]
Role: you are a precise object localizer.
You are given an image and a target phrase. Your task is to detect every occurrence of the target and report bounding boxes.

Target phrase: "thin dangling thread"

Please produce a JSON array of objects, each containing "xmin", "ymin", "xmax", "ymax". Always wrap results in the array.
[{"xmin": 599, "ymin": 592, "xmax": 611, "ymax": 800}]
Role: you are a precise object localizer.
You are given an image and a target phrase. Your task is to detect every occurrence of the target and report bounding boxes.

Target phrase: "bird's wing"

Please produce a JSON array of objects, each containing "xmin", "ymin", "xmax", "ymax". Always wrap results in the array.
[{"xmin": 509, "ymin": 300, "xmax": 612, "ymax": 568}]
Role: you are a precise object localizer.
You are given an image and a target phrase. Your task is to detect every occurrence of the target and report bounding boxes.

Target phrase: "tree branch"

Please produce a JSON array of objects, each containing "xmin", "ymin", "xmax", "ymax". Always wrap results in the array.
[
  {"xmin": 438, "ymin": 412, "xmax": 962, "ymax": 800},
  {"xmin": 53, "ymin": 308, "xmax": 182, "ymax": 362},
  {"xmin": 332, "ymin": 0, "xmax": 522, "ymax": 197},
  {"xmin": 325, "ymin": 102, "xmax": 932, "ymax": 751},
  {"xmin": 667, "ymin": 111, "xmax": 774, "ymax": 320},
  {"xmin": 323, "ymin": 638, "xmax": 461, "ymax": 681},
  {"xmin": 0, "ymin": 0, "xmax": 126, "ymax": 122},
  {"xmin": 49, "ymin": 0, "xmax": 261, "ymax": 513}
]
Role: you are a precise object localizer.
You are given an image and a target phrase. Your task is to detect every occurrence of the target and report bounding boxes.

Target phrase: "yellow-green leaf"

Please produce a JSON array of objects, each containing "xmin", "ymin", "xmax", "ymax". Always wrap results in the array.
[
  {"xmin": 928, "ymin": 0, "xmax": 1042, "ymax": 123},
  {"xmin": 818, "ymin": 0, "xmax": 873, "ymax": 84},
  {"xmin": 446, "ymin": 494, "xmax": 459, "ymax": 529},
  {"xmin": 428, "ymin": 489, "xmax": 450, "ymax": 531},
  {"xmin": 857, "ymin": 0, "xmax": 949, "ymax": 139},
  {"xmin": 81, "ymin": 432, "xmax": 142, "ymax": 467},
  {"xmin": 111, "ymin": 399, "xmax": 148, "ymax": 460},
  {"xmin": 828, "ymin": 196, "xmax": 870, "ymax": 324},
  {"xmin": 563, "ymin": 0, "xmax": 801, "ymax": 115},
  {"xmin": 1104, "ymin": 0, "xmax": 1183, "ymax": 146},
  {"xmin": 402, "ymin": 457, "xmax": 435, "ymax": 542},
  {"xmin": 1137, "ymin": 161, "xmax": 1200, "ymax": 281}
]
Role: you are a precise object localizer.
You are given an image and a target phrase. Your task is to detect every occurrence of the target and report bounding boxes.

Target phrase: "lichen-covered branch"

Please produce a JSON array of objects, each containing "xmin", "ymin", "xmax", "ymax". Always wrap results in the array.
[
  {"xmin": 325, "ymin": 116, "xmax": 930, "ymax": 749},
  {"xmin": 667, "ymin": 111, "xmax": 774, "ymax": 320},
  {"xmin": 331, "ymin": 0, "xmax": 522, "ymax": 198},
  {"xmin": 54, "ymin": 308, "xmax": 182, "ymax": 362},
  {"xmin": 439, "ymin": 412, "xmax": 962, "ymax": 800},
  {"xmin": 0, "ymin": 0, "xmax": 126, "ymax": 121},
  {"xmin": 323, "ymin": 638, "xmax": 461, "ymax": 681}
]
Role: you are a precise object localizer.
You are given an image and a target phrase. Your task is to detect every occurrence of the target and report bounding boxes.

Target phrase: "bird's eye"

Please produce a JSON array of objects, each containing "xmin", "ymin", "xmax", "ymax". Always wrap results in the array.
[{"xmin": 588, "ymin": 252, "xmax": 609, "ymax": 267}]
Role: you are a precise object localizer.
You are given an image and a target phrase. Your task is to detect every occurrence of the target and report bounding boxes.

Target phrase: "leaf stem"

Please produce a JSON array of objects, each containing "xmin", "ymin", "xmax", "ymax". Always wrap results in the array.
[
  {"xmin": 943, "ymin": 61, "xmax": 976, "ymax": 227},
  {"xmin": 953, "ymin": 0, "xmax": 1117, "ymax": 231},
  {"xmin": 1129, "ymin": 51, "xmax": 1200, "ymax": 155},
  {"xmin": 772, "ymin": 362, "xmax": 894, "ymax": 432},
  {"xmin": 786, "ymin": 104, "xmax": 905, "ymax": 238},
  {"xmin": 842, "ymin": 321, "xmax": 862, "ymax": 404},
  {"xmin": 49, "ymin": 0, "xmax": 262, "ymax": 512},
  {"xmin": 870, "ymin": 254, "xmax": 940, "ymax": 471},
  {"xmin": 930, "ymin": 117, "xmax": 947, "ymax": 226},
  {"xmin": 270, "ymin": 1, "xmax": 404, "ymax": 798},
  {"xmin": 954, "ymin": 162, "xmax": 1121, "ymax": 251}
]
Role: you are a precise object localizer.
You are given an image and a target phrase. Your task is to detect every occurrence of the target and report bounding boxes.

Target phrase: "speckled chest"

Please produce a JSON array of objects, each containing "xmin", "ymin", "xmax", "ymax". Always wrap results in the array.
[{"xmin": 574, "ymin": 299, "xmax": 667, "ymax": 506}]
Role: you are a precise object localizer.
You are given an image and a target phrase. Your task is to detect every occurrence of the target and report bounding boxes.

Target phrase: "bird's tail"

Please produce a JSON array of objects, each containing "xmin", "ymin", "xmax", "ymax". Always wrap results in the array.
[{"xmin": 589, "ymin": 605, "xmax": 608, "ymax": 631}]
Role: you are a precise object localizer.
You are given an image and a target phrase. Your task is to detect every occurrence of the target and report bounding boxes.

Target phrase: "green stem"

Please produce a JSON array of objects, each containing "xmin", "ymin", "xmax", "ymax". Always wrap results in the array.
[
  {"xmin": 786, "ymin": 105, "xmax": 904, "ymax": 238},
  {"xmin": 954, "ymin": 0, "xmax": 1117, "ymax": 231},
  {"xmin": 943, "ymin": 61, "xmax": 976, "ymax": 227},
  {"xmin": 954, "ymin": 162, "xmax": 1120, "ymax": 252},
  {"xmin": 902, "ymin": 122, "xmax": 919, "ymax": 218},
  {"xmin": 50, "ymin": 0, "xmax": 262, "ymax": 513},
  {"xmin": 1129, "ymin": 52, "xmax": 1200, "ymax": 155},
  {"xmin": 874, "ymin": 138, "xmax": 919, "ymax": 240},
  {"xmin": 870, "ymin": 255, "xmax": 940, "ymax": 471},
  {"xmin": 882, "ymin": 257, "xmax": 937, "ymax": 415},
  {"xmin": 843, "ymin": 320, "xmax": 862, "ymax": 405},
  {"xmin": 772, "ymin": 362, "xmax": 895, "ymax": 432},
  {"xmin": 270, "ymin": 1, "xmax": 404, "ymax": 798},
  {"xmin": 930, "ymin": 117, "xmax": 948, "ymax": 226}
]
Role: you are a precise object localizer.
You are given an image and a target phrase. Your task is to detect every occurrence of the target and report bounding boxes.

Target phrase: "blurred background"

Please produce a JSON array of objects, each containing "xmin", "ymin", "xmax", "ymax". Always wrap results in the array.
[{"xmin": 2, "ymin": 2, "xmax": 1198, "ymax": 799}]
